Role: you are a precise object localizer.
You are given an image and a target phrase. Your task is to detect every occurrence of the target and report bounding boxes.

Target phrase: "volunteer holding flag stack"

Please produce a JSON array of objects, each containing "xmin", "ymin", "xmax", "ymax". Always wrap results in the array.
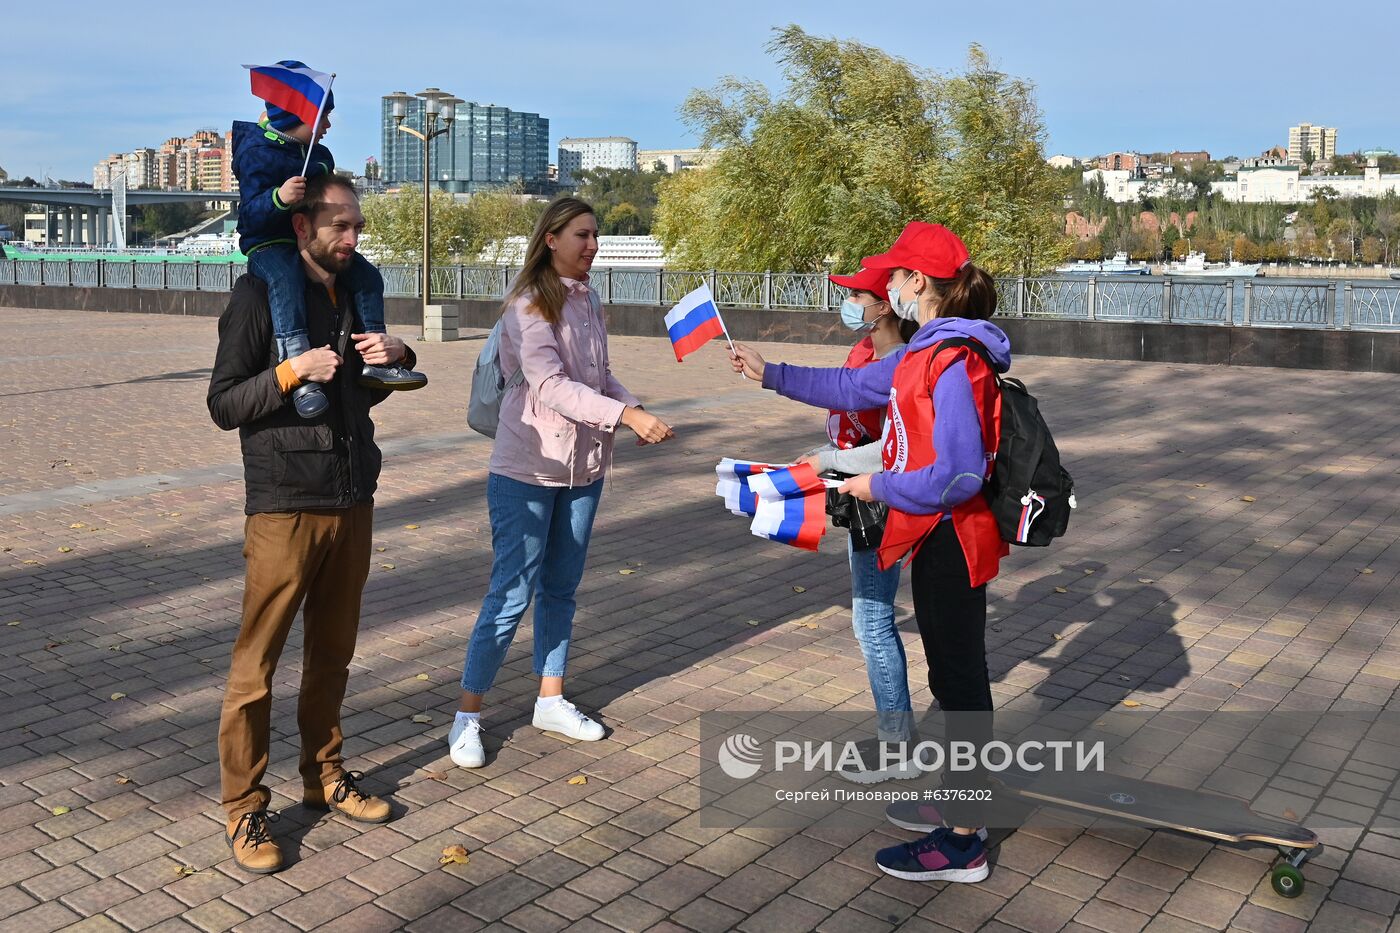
[
  {"xmin": 730, "ymin": 222, "xmax": 1009, "ymax": 886},
  {"xmin": 449, "ymin": 198, "xmax": 673, "ymax": 771}
]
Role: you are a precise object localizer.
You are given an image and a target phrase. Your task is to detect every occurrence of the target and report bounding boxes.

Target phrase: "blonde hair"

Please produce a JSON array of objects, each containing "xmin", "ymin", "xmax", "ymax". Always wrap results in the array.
[{"xmin": 504, "ymin": 196, "xmax": 596, "ymax": 326}]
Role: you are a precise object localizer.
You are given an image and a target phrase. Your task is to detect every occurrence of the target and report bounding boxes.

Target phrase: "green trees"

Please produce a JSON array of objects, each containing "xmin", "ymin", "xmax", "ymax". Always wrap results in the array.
[
  {"xmin": 653, "ymin": 27, "xmax": 1067, "ymax": 275},
  {"xmin": 360, "ymin": 185, "xmax": 545, "ymax": 264},
  {"xmin": 572, "ymin": 168, "xmax": 663, "ymax": 234}
]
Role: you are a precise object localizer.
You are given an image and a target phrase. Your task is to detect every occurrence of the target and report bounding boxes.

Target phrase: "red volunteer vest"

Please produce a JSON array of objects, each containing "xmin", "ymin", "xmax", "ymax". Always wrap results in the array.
[
  {"xmin": 826, "ymin": 338, "xmax": 886, "ymax": 449},
  {"xmin": 877, "ymin": 342, "xmax": 1008, "ymax": 586}
]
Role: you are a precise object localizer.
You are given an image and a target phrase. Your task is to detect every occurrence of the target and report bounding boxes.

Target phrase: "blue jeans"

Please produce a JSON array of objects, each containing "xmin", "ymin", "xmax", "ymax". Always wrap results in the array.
[
  {"xmin": 849, "ymin": 536, "xmax": 912, "ymax": 741},
  {"xmin": 248, "ymin": 243, "xmax": 386, "ymax": 360},
  {"xmin": 461, "ymin": 473, "xmax": 605, "ymax": 695}
]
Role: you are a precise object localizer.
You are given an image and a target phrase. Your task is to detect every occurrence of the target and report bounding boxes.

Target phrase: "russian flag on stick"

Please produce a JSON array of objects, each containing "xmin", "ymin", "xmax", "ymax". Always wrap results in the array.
[
  {"xmin": 747, "ymin": 463, "xmax": 829, "ymax": 551},
  {"xmin": 715, "ymin": 458, "xmax": 781, "ymax": 516},
  {"xmin": 664, "ymin": 283, "xmax": 730, "ymax": 362},
  {"xmin": 244, "ymin": 63, "xmax": 333, "ymax": 128},
  {"xmin": 244, "ymin": 63, "xmax": 336, "ymax": 177}
]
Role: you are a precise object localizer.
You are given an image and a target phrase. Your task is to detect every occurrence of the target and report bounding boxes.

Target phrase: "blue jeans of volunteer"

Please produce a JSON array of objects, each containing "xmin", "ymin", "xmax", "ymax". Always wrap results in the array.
[
  {"xmin": 460, "ymin": 473, "xmax": 605, "ymax": 695},
  {"xmin": 848, "ymin": 536, "xmax": 912, "ymax": 742}
]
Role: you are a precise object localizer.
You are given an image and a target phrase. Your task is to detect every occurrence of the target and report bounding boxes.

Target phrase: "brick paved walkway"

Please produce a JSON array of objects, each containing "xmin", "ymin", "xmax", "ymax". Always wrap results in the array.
[{"xmin": 1, "ymin": 306, "xmax": 1398, "ymax": 933}]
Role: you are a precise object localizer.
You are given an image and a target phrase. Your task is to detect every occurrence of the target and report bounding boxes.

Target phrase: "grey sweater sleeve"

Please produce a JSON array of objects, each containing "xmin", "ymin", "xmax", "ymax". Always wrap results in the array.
[{"xmin": 818, "ymin": 442, "xmax": 885, "ymax": 475}]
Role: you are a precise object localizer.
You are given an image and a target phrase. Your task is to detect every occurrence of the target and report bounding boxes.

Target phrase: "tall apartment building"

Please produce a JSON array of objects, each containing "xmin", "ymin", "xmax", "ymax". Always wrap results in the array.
[
  {"xmin": 1094, "ymin": 151, "xmax": 1142, "ymax": 173},
  {"xmin": 380, "ymin": 94, "xmax": 550, "ymax": 193},
  {"xmin": 93, "ymin": 130, "xmax": 235, "ymax": 192},
  {"xmin": 1288, "ymin": 123, "xmax": 1337, "ymax": 165},
  {"xmin": 557, "ymin": 137, "xmax": 638, "ymax": 185}
]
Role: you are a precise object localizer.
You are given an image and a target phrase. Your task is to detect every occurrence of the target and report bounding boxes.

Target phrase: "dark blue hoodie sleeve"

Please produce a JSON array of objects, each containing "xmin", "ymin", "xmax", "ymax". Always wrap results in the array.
[
  {"xmin": 761, "ymin": 351, "xmax": 902, "ymax": 411},
  {"xmin": 870, "ymin": 360, "xmax": 987, "ymax": 514},
  {"xmin": 234, "ymin": 146, "xmax": 296, "ymax": 241}
]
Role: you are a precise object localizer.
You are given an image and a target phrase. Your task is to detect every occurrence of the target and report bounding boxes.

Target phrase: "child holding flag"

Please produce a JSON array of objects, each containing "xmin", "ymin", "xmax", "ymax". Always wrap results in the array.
[
  {"xmin": 235, "ymin": 61, "xmax": 425, "ymax": 419},
  {"xmin": 730, "ymin": 222, "xmax": 1006, "ymax": 885},
  {"xmin": 448, "ymin": 197, "xmax": 673, "ymax": 770}
]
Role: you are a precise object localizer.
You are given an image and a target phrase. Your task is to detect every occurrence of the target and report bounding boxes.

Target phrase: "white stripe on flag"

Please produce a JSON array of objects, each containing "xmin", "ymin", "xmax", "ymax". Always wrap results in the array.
[{"xmin": 663, "ymin": 283, "xmax": 717, "ymax": 331}]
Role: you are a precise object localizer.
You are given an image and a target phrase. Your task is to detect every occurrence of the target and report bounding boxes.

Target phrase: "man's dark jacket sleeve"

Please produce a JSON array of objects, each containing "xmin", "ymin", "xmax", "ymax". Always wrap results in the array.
[{"xmin": 208, "ymin": 276, "xmax": 286, "ymax": 430}]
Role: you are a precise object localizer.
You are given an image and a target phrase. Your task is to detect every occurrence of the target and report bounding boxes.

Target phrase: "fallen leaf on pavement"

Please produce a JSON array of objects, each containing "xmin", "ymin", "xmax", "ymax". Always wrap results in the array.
[
  {"xmin": 618, "ymin": 569, "xmax": 635, "ymax": 575},
  {"xmin": 411, "ymin": 714, "xmax": 432, "ymax": 724},
  {"xmin": 439, "ymin": 845, "xmax": 470, "ymax": 865},
  {"xmin": 1054, "ymin": 586, "xmax": 1068, "ymax": 594},
  {"xmin": 175, "ymin": 865, "xmax": 201, "ymax": 877},
  {"xmin": 109, "ymin": 693, "xmax": 126, "ymax": 701},
  {"xmin": 5, "ymin": 621, "xmax": 18, "ymax": 627},
  {"xmin": 1241, "ymin": 496, "xmax": 1256, "ymax": 503},
  {"xmin": 1052, "ymin": 633, "xmax": 1064, "ymax": 641},
  {"xmin": 380, "ymin": 563, "xmax": 396, "ymax": 570},
  {"xmin": 415, "ymin": 673, "xmax": 430, "ymax": 681},
  {"xmin": 115, "ymin": 776, "xmax": 131, "ymax": 785},
  {"xmin": 50, "ymin": 806, "xmax": 71, "ymax": 816},
  {"xmin": 1359, "ymin": 568, "xmax": 1374, "ymax": 574},
  {"xmin": 1283, "ymin": 808, "xmax": 1299, "ymax": 821},
  {"xmin": 1194, "ymin": 483, "xmax": 1207, "ymax": 488},
  {"xmin": 567, "ymin": 776, "xmax": 587, "ymax": 785},
  {"xmin": 1138, "ymin": 578, "xmax": 1155, "ymax": 584},
  {"xmin": 405, "ymin": 524, "xmax": 420, "ymax": 530},
  {"xmin": 421, "ymin": 771, "xmax": 448, "ymax": 782},
  {"xmin": 1122, "ymin": 700, "xmax": 1141, "ymax": 708},
  {"xmin": 792, "ymin": 586, "xmax": 806, "ymax": 593},
  {"xmin": 69, "ymin": 523, "xmax": 86, "ymax": 529}
]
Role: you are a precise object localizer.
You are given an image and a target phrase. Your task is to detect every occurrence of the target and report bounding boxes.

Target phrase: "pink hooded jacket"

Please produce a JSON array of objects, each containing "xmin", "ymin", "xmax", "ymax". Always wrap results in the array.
[{"xmin": 488, "ymin": 276, "xmax": 641, "ymax": 487}]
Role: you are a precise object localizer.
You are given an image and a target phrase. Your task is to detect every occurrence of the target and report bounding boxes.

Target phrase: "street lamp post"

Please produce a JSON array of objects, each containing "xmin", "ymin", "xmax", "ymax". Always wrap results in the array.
[{"xmin": 386, "ymin": 88, "xmax": 457, "ymax": 327}]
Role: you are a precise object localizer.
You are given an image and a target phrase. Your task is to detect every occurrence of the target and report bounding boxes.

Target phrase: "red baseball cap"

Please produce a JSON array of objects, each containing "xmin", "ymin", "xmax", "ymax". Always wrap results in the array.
[
  {"xmin": 828, "ymin": 264, "xmax": 889, "ymax": 302},
  {"xmin": 863, "ymin": 222, "xmax": 970, "ymax": 279}
]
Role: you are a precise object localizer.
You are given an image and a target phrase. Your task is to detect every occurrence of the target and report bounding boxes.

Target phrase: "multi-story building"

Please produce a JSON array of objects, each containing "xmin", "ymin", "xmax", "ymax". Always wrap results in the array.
[
  {"xmin": 1288, "ymin": 123, "xmax": 1337, "ymax": 165},
  {"xmin": 380, "ymin": 94, "xmax": 550, "ymax": 194},
  {"xmin": 636, "ymin": 147, "xmax": 722, "ymax": 173},
  {"xmin": 1046, "ymin": 154, "xmax": 1080, "ymax": 169},
  {"xmin": 1167, "ymin": 150, "xmax": 1210, "ymax": 168},
  {"xmin": 557, "ymin": 137, "xmax": 638, "ymax": 185},
  {"xmin": 94, "ymin": 131, "xmax": 235, "ymax": 192},
  {"xmin": 1094, "ymin": 151, "xmax": 1142, "ymax": 173}
]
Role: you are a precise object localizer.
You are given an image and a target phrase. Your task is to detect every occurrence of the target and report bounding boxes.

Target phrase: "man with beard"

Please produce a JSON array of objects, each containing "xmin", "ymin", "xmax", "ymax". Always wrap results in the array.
[{"xmin": 207, "ymin": 173, "xmax": 415, "ymax": 874}]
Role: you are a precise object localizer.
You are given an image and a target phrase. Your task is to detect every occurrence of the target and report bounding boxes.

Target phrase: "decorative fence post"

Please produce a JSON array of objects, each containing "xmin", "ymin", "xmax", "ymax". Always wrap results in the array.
[
  {"xmin": 1223, "ymin": 280, "xmax": 1233, "ymax": 326},
  {"xmin": 820, "ymin": 273, "xmax": 830, "ymax": 311},
  {"xmin": 1086, "ymin": 276, "xmax": 1097, "ymax": 321},
  {"xmin": 762, "ymin": 271, "xmax": 773, "ymax": 310},
  {"xmin": 1243, "ymin": 282, "xmax": 1253, "ymax": 326},
  {"xmin": 604, "ymin": 267, "xmax": 614, "ymax": 304},
  {"xmin": 1163, "ymin": 278, "xmax": 1173, "ymax": 323},
  {"xmin": 655, "ymin": 268, "xmax": 665, "ymax": 306},
  {"xmin": 1326, "ymin": 282, "xmax": 1338, "ymax": 328},
  {"xmin": 1016, "ymin": 277, "xmax": 1026, "ymax": 317},
  {"xmin": 1342, "ymin": 282, "xmax": 1354, "ymax": 329}
]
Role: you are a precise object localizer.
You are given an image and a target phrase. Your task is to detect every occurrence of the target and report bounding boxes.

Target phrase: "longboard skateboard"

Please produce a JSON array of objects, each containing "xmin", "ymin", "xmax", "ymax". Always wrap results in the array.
[{"xmin": 995, "ymin": 768, "xmax": 1319, "ymax": 897}]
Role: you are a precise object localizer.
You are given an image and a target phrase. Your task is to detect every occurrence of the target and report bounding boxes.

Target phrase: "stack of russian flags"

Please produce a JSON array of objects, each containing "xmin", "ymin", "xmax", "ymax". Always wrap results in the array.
[{"xmin": 715, "ymin": 459, "xmax": 830, "ymax": 551}]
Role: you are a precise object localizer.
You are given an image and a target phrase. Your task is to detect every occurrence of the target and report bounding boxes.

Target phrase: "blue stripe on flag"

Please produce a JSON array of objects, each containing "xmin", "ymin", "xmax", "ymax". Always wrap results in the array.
[
  {"xmin": 666, "ymin": 300, "xmax": 720, "ymax": 343},
  {"xmin": 772, "ymin": 496, "xmax": 809, "ymax": 542}
]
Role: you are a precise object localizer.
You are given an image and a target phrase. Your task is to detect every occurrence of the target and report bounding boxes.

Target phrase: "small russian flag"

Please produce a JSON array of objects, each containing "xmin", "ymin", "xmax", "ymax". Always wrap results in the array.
[
  {"xmin": 664, "ymin": 283, "xmax": 727, "ymax": 362},
  {"xmin": 747, "ymin": 463, "xmax": 828, "ymax": 552},
  {"xmin": 243, "ymin": 62, "xmax": 333, "ymax": 130},
  {"xmin": 715, "ymin": 458, "xmax": 781, "ymax": 516}
]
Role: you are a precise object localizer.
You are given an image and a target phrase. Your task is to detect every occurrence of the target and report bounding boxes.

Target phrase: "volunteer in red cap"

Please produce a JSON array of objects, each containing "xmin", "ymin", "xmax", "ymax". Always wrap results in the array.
[
  {"xmin": 789, "ymin": 263, "xmax": 918, "ymax": 784},
  {"xmin": 731, "ymin": 221, "xmax": 1009, "ymax": 885}
]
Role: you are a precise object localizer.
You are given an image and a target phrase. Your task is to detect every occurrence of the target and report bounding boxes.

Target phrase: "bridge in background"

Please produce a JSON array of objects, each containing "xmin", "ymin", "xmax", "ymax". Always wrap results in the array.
[{"xmin": 0, "ymin": 186, "xmax": 240, "ymax": 250}]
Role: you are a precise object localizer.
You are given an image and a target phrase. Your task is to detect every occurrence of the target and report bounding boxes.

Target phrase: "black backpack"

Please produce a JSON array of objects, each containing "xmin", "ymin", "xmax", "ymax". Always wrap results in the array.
[{"xmin": 935, "ymin": 338, "xmax": 1075, "ymax": 547}]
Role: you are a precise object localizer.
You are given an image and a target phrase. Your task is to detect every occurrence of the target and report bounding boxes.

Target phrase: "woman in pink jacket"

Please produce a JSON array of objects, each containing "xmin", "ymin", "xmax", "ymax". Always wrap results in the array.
[{"xmin": 449, "ymin": 197, "xmax": 673, "ymax": 769}]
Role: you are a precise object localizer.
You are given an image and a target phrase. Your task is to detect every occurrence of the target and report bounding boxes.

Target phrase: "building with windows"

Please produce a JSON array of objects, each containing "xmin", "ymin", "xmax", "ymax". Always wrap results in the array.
[
  {"xmin": 556, "ymin": 137, "xmax": 638, "ymax": 185},
  {"xmin": 93, "ymin": 130, "xmax": 235, "ymax": 192},
  {"xmin": 1288, "ymin": 123, "xmax": 1338, "ymax": 165},
  {"xmin": 636, "ymin": 147, "xmax": 721, "ymax": 173},
  {"xmin": 380, "ymin": 95, "xmax": 549, "ymax": 193}
]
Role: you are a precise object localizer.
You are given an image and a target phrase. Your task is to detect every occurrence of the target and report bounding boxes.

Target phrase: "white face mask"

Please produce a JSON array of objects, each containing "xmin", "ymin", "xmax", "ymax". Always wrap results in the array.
[{"xmin": 887, "ymin": 271, "xmax": 921, "ymax": 321}]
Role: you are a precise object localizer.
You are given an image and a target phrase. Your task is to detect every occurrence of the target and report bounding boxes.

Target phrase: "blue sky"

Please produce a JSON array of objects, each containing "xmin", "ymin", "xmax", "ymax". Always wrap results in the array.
[{"xmin": 6, "ymin": 0, "xmax": 1398, "ymax": 182}]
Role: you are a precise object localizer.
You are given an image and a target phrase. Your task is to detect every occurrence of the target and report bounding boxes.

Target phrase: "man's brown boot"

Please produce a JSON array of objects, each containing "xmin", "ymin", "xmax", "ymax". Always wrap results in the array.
[
  {"xmin": 225, "ymin": 810, "xmax": 283, "ymax": 874},
  {"xmin": 304, "ymin": 770, "xmax": 391, "ymax": 824}
]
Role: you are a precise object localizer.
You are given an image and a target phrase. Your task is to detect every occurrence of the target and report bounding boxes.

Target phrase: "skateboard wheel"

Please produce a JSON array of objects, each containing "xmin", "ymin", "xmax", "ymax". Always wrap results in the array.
[{"xmin": 1271, "ymin": 863, "xmax": 1304, "ymax": 898}]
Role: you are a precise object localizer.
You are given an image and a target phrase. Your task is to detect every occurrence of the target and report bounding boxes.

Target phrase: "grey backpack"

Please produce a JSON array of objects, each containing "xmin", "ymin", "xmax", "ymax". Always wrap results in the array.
[{"xmin": 467, "ymin": 317, "xmax": 524, "ymax": 438}]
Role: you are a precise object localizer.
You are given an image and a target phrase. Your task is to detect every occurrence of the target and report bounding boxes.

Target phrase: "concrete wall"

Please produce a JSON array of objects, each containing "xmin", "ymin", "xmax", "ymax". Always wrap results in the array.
[{"xmin": 4, "ymin": 283, "xmax": 1399, "ymax": 373}]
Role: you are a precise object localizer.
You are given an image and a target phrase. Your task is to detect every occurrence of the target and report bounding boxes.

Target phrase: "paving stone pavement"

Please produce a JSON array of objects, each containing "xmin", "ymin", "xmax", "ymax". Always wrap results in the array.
[{"xmin": 1, "ymin": 305, "xmax": 1398, "ymax": 933}]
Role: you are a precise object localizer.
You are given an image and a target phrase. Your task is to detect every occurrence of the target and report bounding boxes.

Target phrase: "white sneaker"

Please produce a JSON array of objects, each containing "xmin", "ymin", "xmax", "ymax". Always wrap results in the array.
[
  {"xmin": 448, "ymin": 717, "xmax": 485, "ymax": 768},
  {"xmin": 533, "ymin": 698, "xmax": 605, "ymax": 741}
]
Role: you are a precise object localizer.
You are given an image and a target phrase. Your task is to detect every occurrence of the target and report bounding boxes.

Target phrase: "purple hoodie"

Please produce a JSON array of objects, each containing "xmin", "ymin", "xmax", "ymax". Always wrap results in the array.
[{"xmin": 762, "ymin": 318, "xmax": 1011, "ymax": 516}]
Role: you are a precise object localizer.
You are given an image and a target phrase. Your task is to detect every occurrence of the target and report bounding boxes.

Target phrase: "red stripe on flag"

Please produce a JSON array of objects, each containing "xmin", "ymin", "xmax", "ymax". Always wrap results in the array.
[
  {"xmin": 249, "ymin": 72, "xmax": 322, "ymax": 128},
  {"xmin": 792, "ymin": 488, "xmax": 827, "ymax": 551},
  {"xmin": 671, "ymin": 315, "xmax": 725, "ymax": 361}
]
